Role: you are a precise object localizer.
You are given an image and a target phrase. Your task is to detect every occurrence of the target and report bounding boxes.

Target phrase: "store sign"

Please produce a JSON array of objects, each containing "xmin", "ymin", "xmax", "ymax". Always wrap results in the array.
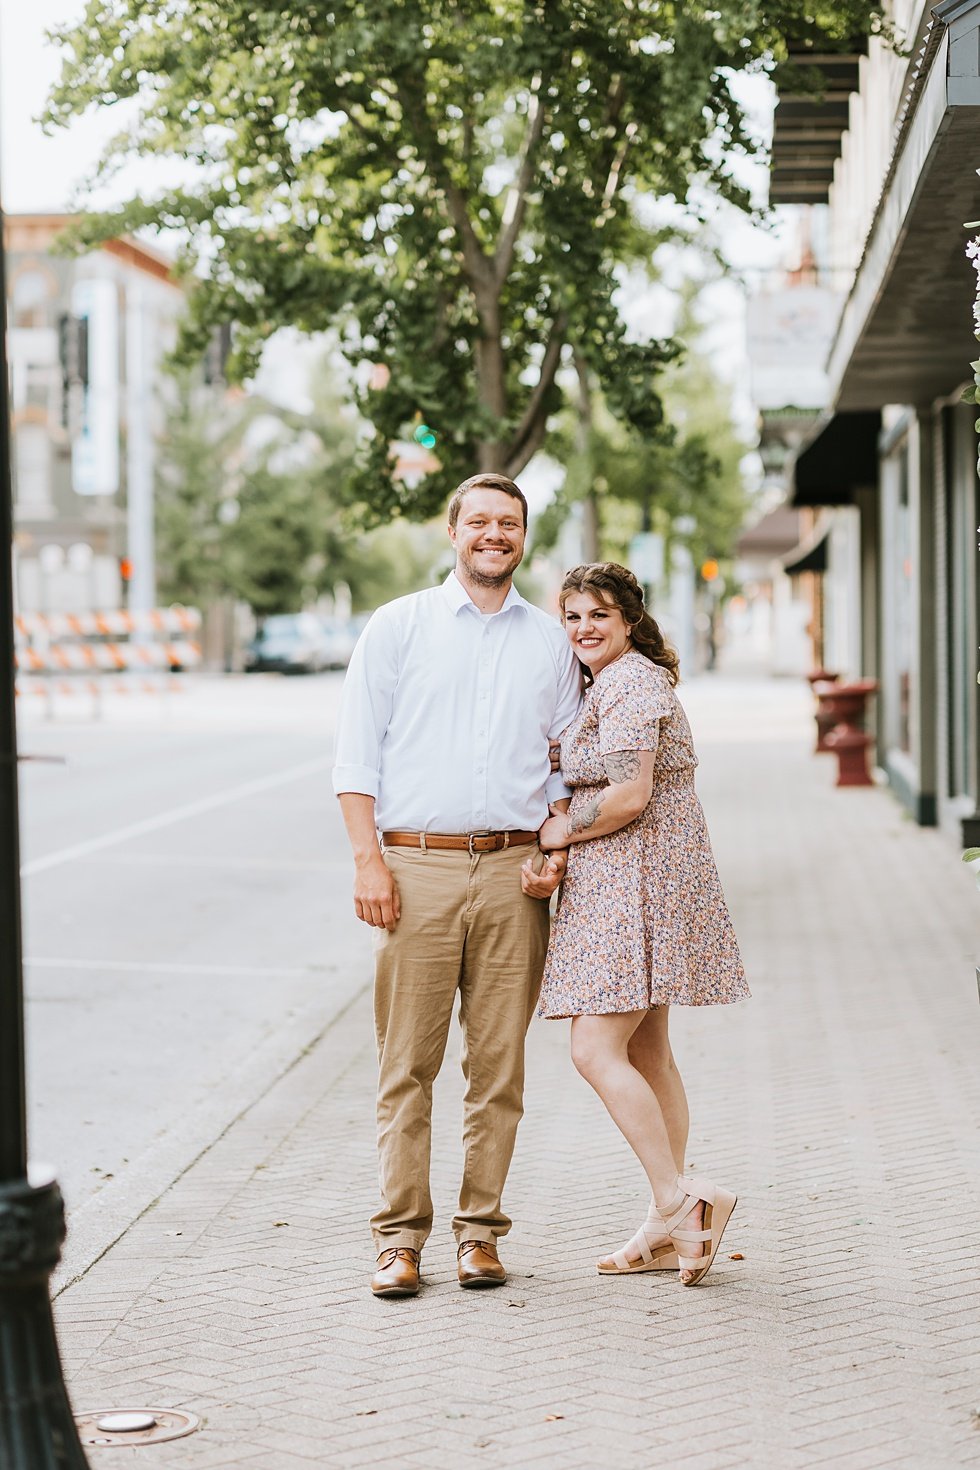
[{"xmin": 745, "ymin": 286, "xmax": 840, "ymax": 414}]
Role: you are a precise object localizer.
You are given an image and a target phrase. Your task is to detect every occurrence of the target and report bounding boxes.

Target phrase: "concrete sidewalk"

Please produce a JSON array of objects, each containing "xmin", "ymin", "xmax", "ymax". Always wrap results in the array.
[{"xmin": 54, "ymin": 676, "xmax": 980, "ymax": 1469}]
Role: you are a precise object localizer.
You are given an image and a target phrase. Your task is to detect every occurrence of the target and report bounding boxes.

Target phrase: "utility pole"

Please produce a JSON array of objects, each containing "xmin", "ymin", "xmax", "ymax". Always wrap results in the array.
[
  {"xmin": 0, "ymin": 196, "xmax": 92, "ymax": 1466},
  {"xmin": 125, "ymin": 279, "xmax": 155, "ymax": 617}
]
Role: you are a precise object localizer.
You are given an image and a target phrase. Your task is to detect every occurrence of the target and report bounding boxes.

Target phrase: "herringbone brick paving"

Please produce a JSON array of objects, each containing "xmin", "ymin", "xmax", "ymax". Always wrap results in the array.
[{"xmin": 54, "ymin": 678, "xmax": 980, "ymax": 1468}]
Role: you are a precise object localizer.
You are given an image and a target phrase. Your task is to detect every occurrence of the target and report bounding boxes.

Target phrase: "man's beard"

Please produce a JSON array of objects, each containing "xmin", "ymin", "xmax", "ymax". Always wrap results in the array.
[
  {"xmin": 466, "ymin": 564, "xmax": 515, "ymax": 587},
  {"xmin": 461, "ymin": 549, "xmax": 521, "ymax": 587}
]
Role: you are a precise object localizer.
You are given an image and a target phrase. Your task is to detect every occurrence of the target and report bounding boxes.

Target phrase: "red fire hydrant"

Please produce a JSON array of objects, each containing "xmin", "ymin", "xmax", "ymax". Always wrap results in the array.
[
  {"xmin": 818, "ymin": 679, "xmax": 878, "ymax": 787},
  {"xmin": 807, "ymin": 670, "xmax": 840, "ymax": 752}
]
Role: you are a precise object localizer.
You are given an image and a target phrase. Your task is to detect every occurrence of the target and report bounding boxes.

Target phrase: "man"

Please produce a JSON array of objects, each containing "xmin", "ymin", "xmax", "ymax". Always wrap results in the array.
[{"xmin": 333, "ymin": 472, "xmax": 581, "ymax": 1298}]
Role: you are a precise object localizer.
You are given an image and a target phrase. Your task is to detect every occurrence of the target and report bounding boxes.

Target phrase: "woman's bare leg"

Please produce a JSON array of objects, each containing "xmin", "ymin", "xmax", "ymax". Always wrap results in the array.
[
  {"xmin": 570, "ymin": 1011, "xmax": 678, "ymax": 1205},
  {"xmin": 572, "ymin": 1008, "xmax": 704, "ymax": 1280},
  {"xmin": 627, "ymin": 1006, "xmax": 689, "ymax": 1174}
]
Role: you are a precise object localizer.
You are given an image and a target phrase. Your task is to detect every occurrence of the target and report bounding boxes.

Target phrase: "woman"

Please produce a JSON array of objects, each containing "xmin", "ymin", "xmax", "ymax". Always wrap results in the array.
[{"xmin": 522, "ymin": 562, "xmax": 749, "ymax": 1286}]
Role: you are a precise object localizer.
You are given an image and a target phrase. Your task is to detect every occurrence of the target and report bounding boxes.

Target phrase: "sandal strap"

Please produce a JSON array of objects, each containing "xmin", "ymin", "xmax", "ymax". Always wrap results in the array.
[
  {"xmin": 660, "ymin": 1193, "xmax": 699, "ymax": 1234},
  {"xmin": 615, "ymin": 1214, "xmax": 669, "ymax": 1268}
]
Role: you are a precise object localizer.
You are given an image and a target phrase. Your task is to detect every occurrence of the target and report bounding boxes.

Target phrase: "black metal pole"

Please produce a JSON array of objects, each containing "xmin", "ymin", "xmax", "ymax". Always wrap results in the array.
[{"xmin": 0, "ymin": 198, "xmax": 91, "ymax": 1464}]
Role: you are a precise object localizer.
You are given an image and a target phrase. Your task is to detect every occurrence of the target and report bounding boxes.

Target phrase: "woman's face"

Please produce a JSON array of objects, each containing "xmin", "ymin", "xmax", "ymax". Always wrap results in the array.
[{"xmin": 562, "ymin": 589, "xmax": 633, "ymax": 675}]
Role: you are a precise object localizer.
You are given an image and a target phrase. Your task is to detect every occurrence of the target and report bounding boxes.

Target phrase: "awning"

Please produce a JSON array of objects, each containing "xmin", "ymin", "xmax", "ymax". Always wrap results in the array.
[
  {"xmin": 769, "ymin": 39, "xmax": 867, "ymax": 205},
  {"xmin": 787, "ymin": 410, "xmax": 880, "ymax": 506},
  {"xmin": 735, "ymin": 505, "xmax": 801, "ymax": 558},
  {"xmin": 782, "ymin": 528, "xmax": 829, "ymax": 575},
  {"xmin": 826, "ymin": 2, "xmax": 980, "ymax": 407}
]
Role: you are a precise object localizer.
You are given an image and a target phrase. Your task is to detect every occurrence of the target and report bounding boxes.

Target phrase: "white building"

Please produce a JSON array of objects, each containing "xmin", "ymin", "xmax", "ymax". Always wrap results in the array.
[{"xmin": 6, "ymin": 215, "xmax": 182, "ymax": 615}]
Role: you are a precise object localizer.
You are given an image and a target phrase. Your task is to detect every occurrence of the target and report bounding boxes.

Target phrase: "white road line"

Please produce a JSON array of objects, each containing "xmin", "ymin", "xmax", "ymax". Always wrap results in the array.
[
  {"xmin": 24, "ymin": 958, "xmax": 330, "ymax": 978},
  {"xmin": 82, "ymin": 853, "xmax": 337, "ymax": 872},
  {"xmin": 20, "ymin": 754, "xmax": 334, "ymax": 877}
]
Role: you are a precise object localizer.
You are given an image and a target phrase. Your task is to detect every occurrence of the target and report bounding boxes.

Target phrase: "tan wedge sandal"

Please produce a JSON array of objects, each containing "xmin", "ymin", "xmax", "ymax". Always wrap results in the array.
[
  {"xmin": 596, "ymin": 1209, "xmax": 680, "ymax": 1275},
  {"xmin": 660, "ymin": 1176, "xmax": 737, "ymax": 1287}
]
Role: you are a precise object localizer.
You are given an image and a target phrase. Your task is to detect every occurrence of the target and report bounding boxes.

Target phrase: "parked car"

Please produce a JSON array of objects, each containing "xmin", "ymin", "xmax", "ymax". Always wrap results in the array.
[
  {"xmin": 244, "ymin": 613, "xmax": 337, "ymax": 674},
  {"xmin": 317, "ymin": 616, "xmax": 358, "ymax": 670}
]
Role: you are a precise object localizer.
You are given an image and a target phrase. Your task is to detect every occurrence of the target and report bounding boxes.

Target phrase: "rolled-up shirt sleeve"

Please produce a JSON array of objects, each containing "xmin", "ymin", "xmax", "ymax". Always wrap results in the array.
[
  {"xmin": 544, "ymin": 634, "xmax": 582, "ymax": 803},
  {"xmin": 332, "ymin": 610, "xmax": 399, "ymax": 798}
]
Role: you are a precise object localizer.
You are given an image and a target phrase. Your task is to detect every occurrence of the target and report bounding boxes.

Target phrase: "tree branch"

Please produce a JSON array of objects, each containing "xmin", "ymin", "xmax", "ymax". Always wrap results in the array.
[
  {"xmin": 393, "ymin": 76, "xmax": 494, "ymax": 295},
  {"xmin": 505, "ymin": 408, "xmax": 550, "ymax": 478},
  {"xmin": 493, "ymin": 74, "xmax": 548, "ymax": 287},
  {"xmin": 506, "ymin": 312, "xmax": 567, "ymax": 466},
  {"xmin": 592, "ymin": 76, "xmax": 632, "ymax": 218},
  {"xmin": 600, "ymin": 119, "xmax": 638, "ymax": 216}
]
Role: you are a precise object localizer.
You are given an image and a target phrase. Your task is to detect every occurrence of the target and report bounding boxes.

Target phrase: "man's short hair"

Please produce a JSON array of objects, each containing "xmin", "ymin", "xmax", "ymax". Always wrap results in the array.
[{"xmin": 447, "ymin": 473, "xmax": 528, "ymax": 530}]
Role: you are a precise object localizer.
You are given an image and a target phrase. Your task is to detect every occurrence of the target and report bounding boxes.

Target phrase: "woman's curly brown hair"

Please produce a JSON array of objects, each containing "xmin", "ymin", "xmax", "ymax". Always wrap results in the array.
[{"xmin": 559, "ymin": 562, "xmax": 680, "ymax": 687}]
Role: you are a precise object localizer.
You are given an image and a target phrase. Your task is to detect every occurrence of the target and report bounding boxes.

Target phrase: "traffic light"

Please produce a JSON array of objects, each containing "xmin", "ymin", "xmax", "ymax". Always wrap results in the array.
[
  {"xmin": 413, "ymin": 422, "xmax": 438, "ymax": 450},
  {"xmin": 700, "ymin": 558, "xmax": 720, "ymax": 582},
  {"xmin": 118, "ymin": 557, "xmax": 133, "ymax": 583}
]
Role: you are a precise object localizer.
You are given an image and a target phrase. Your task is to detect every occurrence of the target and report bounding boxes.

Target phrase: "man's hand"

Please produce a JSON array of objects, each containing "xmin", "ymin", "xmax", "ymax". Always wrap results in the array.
[
  {"xmin": 548, "ymin": 738, "xmax": 561, "ymax": 774},
  {"xmin": 354, "ymin": 853, "xmax": 401, "ymax": 930},
  {"xmin": 521, "ymin": 849, "xmax": 567, "ymax": 899}
]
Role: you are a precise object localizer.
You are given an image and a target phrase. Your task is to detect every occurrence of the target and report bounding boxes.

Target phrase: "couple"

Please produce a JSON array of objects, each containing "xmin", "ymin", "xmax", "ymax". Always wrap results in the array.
[{"xmin": 333, "ymin": 472, "xmax": 749, "ymax": 1299}]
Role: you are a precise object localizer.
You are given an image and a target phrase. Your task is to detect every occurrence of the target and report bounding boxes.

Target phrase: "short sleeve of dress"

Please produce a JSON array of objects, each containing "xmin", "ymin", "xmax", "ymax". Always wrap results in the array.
[{"xmin": 596, "ymin": 659, "xmax": 673, "ymax": 756}]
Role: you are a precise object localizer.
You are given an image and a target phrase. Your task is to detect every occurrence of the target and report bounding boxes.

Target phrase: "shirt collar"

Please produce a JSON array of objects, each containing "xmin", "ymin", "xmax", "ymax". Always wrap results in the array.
[{"xmin": 441, "ymin": 571, "xmax": 527, "ymax": 617}]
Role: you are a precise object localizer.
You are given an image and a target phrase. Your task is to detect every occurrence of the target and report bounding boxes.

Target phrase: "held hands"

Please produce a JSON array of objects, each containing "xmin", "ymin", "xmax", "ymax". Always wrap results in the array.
[
  {"xmin": 548, "ymin": 739, "xmax": 562, "ymax": 774},
  {"xmin": 536, "ymin": 802, "xmax": 571, "ymax": 853},
  {"xmin": 521, "ymin": 847, "xmax": 567, "ymax": 899},
  {"xmin": 353, "ymin": 854, "xmax": 401, "ymax": 930}
]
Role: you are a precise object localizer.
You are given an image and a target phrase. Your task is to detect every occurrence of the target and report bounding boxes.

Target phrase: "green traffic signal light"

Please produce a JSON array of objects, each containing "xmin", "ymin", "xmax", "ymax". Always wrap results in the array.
[{"xmin": 413, "ymin": 423, "xmax": 437, "ymax": 449}]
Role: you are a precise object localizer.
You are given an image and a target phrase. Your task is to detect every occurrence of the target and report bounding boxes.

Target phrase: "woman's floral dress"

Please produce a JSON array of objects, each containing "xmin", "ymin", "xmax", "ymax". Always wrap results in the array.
[{"xmin": 539, "ymin": 649, "xmax": 749, "ymax": 1018}]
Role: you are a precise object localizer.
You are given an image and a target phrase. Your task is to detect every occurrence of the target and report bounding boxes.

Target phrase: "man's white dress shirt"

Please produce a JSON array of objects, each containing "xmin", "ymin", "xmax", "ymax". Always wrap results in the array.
[{"xmin": 332, "ymin": 572, "xmax": 582, "ymax": 832}]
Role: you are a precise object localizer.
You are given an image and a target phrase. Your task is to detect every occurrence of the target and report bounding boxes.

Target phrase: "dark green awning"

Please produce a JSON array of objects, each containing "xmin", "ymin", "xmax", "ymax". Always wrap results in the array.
[{"xmin": 789, "ymin": 410, "xmax": 880, "ymax": 506}]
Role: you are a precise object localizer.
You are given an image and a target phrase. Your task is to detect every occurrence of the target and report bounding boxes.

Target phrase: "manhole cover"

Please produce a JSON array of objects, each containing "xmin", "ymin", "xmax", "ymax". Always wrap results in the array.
[{"xmin": 74, "ymin": 1408, "xmax": 200, "ymax": 1447}]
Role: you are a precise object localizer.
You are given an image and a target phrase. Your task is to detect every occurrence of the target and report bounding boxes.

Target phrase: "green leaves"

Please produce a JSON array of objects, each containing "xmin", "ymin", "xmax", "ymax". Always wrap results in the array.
[{"xmin": 47, "ymin": 0, "xmax": 883, "ymax": 519}]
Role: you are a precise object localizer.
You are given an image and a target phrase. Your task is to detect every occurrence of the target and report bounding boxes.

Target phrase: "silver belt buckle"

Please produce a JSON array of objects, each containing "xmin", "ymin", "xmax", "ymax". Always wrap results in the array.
[{"xmin": 467, "ymin": 830, "xmax": 492, "ymax": 854}]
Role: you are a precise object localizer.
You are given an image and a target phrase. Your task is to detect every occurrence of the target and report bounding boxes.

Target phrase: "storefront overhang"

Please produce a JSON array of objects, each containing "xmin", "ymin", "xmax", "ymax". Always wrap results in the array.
[
  {"xmin": 782, "ymin": 528, "xmax": 829, "ymax": 576},
  {"xmin": 786, "ymin": 410, "xmax": 881, "ymax": 507},
  {"xmin": 769, "ymin": 40, "xmax": 867, "ymax": 205},
  {"xmin": 828, "ymin": 0, "xmax": 980, "ymax": 409},
  {"xmin": 735, "ymin": 505, "xmax": 801, "ymax": 559}
]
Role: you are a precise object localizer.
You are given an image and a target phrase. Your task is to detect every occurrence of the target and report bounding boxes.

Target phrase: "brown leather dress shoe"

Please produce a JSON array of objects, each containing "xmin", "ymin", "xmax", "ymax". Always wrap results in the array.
[
  {"xmin": 457, "ymin": 1239, "xmax": 506, "ymax": 1288},
  {"xmin": 371, "ymin": 1246, "xmax": 421, "ymax": 1298}
]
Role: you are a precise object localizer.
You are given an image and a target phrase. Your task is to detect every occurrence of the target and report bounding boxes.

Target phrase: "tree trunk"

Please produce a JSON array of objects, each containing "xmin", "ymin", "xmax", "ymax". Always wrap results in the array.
[{"xmin": 575, "ymin": 352, "xmax": 600, "ymax": 561}]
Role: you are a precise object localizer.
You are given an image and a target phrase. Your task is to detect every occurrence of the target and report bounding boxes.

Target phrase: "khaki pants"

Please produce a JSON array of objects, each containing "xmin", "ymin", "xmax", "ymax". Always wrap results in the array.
[{"xmin": 371, "ymin": 843, "xmax": 549, "ymax": 1252}]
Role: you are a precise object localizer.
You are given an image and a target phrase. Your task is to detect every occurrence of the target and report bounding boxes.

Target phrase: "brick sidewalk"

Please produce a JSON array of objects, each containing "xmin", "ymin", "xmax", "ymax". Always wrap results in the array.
[{"xmin": 54, "ymin": 677, "xmax": 980, "ymax": 1469}]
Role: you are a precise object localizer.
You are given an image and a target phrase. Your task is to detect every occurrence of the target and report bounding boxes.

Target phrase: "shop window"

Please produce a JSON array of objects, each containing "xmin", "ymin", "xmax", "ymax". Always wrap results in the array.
[
  {"xmin": 894, "ymin": 447, "xmax": 912, "ymax": 755},
  {"xmin": 11, "ymin": 269, "xmax": 52, "ymax": 329}
]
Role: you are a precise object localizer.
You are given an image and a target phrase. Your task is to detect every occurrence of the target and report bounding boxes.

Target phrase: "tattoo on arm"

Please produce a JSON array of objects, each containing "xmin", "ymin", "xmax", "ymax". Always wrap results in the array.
[
  {"xmin": 568, "ymin": 794, "xmax": 604, "ymax": 834},
  {"xmin": 603, "ymin": 749, "xmax": 642, "ymax": 784}
]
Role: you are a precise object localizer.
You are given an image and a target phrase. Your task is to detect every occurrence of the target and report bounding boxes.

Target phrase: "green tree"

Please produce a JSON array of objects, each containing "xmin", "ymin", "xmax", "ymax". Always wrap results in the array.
[
  {"xmin": 221, "ymin": 460, "xmax": 322, "ymax": 617},
  {"xmin": 535, "ymin": 295, "xmax": 750, "ymax": 570},
  {"xmin": 48, "ymin": 1, "xmax": 885, "ymax": 521},
  {"xmin": 155, "ymin": 375, "xmax": 260, "ymax": 606},
  {"xmin": 156, "ymin": 355, "xmax": 441, "ymax": 617}
]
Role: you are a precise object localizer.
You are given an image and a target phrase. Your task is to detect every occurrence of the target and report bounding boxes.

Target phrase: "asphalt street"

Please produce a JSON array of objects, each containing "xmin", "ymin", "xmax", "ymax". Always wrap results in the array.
[{"xmin": 16, "ymin": 672, "xmax": 372, "ymax": 1286}]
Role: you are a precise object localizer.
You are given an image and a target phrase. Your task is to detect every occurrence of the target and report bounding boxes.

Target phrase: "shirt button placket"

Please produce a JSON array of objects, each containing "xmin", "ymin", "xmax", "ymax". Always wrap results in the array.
[{"xmin": 474, "ymin": 622, "xmax": 492, "ymax": 827}]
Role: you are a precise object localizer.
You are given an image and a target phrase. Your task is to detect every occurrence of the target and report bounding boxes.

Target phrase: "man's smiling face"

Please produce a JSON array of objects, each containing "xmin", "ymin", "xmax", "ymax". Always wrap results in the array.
[{"xmin": 449, "ymin": 488, "xmax": 526, "ymax": 589}]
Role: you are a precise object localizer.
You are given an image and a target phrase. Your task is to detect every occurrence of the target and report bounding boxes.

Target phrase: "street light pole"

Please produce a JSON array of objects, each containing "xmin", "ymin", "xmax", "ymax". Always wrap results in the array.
[{"xmin": 0, "ymin": 201, "xmax": 92, "ymax": 1465}]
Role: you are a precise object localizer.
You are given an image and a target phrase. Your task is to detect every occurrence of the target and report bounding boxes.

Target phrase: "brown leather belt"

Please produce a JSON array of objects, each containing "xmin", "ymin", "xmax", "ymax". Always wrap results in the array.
[{"xmin": 382, "ymin": 829, "xmax": 538, "ymax": 854}]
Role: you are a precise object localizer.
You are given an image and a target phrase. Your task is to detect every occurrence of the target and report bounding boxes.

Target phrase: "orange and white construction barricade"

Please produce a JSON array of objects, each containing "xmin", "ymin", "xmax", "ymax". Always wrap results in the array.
[{"xmin": 13, "ymin": 606, "xmax": 202, "ymax": 717}]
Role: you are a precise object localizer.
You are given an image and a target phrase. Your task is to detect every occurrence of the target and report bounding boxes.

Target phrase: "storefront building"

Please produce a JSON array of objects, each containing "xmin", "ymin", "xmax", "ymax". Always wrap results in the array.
[{"xmin": 763, "ymin": 0, "xmax": 980, "ymax": 844}]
